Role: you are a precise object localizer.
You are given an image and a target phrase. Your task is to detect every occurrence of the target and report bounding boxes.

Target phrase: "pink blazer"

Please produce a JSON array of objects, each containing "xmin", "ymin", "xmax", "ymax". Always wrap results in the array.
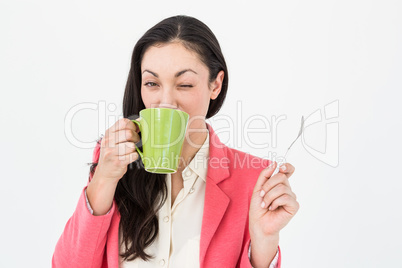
[{"xmin": 52, "ymin": 123, "xmax": 282, "ymax": 267}]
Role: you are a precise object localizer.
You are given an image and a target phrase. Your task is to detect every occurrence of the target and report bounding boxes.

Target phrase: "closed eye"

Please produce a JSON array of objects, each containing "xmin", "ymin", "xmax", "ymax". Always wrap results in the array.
[{"xmin": 144, "ymin": 82, "xmax": 193, "ymax": 88}]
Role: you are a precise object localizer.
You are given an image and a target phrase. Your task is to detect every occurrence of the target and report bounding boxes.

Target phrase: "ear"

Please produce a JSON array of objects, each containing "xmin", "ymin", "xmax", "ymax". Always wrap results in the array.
[{"xmin": 209, "ymin": 70, "xmax": 225, "ymax": 100}]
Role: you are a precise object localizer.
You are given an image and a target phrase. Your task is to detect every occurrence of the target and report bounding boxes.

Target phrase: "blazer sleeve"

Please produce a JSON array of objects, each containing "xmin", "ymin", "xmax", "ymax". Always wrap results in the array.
[{"xmin": 52, "ymin": 139, "xmax": 115, "ymax": 268}]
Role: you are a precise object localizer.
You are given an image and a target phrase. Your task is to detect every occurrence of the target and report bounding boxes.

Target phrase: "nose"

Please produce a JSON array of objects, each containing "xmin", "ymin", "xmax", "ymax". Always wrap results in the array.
[{"xmin": 154, "ymin": 88, "xmax": 178, "ymax": 109}]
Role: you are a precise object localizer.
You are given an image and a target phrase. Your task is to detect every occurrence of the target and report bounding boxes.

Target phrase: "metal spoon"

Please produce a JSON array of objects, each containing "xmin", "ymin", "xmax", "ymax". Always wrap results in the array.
[{"xmin": 272, "ymin": 116, "xmax": 305, "ymax": 175}]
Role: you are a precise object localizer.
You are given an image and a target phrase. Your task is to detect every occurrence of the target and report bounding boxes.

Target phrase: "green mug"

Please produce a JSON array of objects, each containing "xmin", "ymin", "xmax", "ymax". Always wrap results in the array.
[{"xmin": 131, "ymin": 108, "xmax": 189, "ymax": 174}]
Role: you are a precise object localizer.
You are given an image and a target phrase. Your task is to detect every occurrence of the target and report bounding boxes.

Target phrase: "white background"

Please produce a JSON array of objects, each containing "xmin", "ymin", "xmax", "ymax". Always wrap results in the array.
[{"xmin": 1, "ymin": 0, "xmax": 401, "ymax": 267}]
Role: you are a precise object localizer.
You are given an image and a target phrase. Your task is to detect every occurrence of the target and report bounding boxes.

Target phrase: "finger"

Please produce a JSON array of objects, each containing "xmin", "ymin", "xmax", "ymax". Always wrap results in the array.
[
  {"xmin": 113, "ymin": 129, "xmax": 140, "ymax": 145},
  {"xmin": 278, "ymin": 163, "xmax": 295, "ymax": 178},
  {"xmin": 261, "ymin": 183, "xmax": 296, "ymax": 209},
  {"xmin": 120, "ymin": 151, "xmax": 139, "ymax": 166},
  {"xmin": 108, "ymin": 118, "xmax": 138, "ymax": 134},
  {"xmin": 253, "ymin": 161, "xmax": 277, "ymax": 194},
  {"xmin": 115, "ymin": 142, "xmax": 137, "ymax": 157},
  {"xmin": 269, "ymin": 194, "xmax": 299, "ymax": 215},
  {"xmin": 260, "ymin": 172, "xmax": 291, "ymax": 198}
]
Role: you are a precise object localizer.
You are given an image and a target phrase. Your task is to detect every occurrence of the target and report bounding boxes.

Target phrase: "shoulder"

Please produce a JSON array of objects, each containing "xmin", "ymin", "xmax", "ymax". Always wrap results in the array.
[
  {"xmin": 206, "ymin": 123, "xmax": 271, "ymax": 188},
  {"xmin": 223, "ymin": 145, "xmax": 271, "ymax": 188},
  {"xmin": 225, "ymin": 146, "xmax": 270, "ymax": 173}
]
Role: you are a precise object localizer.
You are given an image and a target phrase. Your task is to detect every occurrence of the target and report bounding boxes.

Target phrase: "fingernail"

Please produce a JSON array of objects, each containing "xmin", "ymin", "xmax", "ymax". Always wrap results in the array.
[
  {"xmin": 260, "ymin": 190, "xmax": 265, "ymax": 197},
  {"xmin": 261, "ymin": 201, "xmax": 266, "ymax": 208},
  {"xmin": 280, "ymin": 165, "xmax": 286, "ymax": 171},
  {"xmin": 269, "ymin": 206, "xmax": 272, "ymax": 210}
]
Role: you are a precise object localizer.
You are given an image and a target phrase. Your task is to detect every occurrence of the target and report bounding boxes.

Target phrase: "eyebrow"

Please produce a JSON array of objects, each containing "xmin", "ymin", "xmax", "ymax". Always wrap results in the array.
[{"xmin": 142, "ymin": 69, "xmax": 198, "ymax": 78}]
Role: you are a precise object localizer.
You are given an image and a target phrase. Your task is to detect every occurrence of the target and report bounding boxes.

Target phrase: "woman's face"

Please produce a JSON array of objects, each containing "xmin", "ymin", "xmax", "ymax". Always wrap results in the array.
[{"xmin": 140, "ymin": 42, "xmax": 224, "ymax": 129}]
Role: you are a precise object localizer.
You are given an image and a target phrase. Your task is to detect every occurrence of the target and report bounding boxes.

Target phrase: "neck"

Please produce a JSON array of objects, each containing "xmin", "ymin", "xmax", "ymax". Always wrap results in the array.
[{"xmin": 176, "ymin": 122, "xmax": 208, "ymax": 174}]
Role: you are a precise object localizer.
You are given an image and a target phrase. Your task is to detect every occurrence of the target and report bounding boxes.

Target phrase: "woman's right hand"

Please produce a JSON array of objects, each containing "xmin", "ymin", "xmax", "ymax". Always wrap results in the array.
[
  {"xmin": 94, "ymin": 118, "xmax": 141, "ymax": 184},
  {"xmin": 87, "ymin": 118, "xmax": 140, "ymax": 216}
]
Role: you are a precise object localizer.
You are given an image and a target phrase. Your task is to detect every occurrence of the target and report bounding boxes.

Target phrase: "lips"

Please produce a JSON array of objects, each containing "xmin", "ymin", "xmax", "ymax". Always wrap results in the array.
[{"xmin": 156, "ymin": 104, "xmax": 179, "ymax": 110}]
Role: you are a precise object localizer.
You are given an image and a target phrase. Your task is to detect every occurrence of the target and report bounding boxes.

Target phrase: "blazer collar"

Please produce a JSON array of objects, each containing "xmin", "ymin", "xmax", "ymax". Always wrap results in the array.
[
  {"xmin": 205, "ymin": 122, "xmax": 230, "ymax": 183},
  {"xmin": 200, "ymin": 122, "xmax": 231, "ymax": 266}
]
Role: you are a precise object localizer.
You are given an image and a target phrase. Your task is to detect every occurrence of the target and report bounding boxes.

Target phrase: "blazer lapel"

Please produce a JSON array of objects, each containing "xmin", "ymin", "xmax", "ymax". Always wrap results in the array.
[{"xmin": 200, "ymin": 123, "xmax": 231, "ymax": 267}]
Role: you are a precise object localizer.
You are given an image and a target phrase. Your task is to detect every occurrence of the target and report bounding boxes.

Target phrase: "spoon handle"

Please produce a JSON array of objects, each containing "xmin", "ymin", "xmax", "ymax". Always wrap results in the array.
[
  {"xmin": 271, "ymin": 148, "xmax": 290, "ymax": 176},
  {"xmin": 270, "ymin": 116, "xmax": 304, "ymax": 176}
]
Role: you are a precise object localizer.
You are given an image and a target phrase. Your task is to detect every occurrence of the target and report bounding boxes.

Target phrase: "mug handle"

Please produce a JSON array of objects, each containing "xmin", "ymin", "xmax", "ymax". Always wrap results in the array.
[{"xmin": 131, "ymin": 119, "xmax": 144, "ymax": 160}]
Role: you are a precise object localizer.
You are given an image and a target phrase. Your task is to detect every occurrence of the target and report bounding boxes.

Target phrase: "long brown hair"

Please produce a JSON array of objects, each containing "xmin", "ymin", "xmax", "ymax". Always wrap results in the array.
[{"xmin": 89, "ymin": 15, "xmax": 229, "ymax": 262}]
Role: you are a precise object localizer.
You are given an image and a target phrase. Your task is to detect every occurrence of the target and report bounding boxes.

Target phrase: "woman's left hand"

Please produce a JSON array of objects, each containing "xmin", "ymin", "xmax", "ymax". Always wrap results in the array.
[{"xmin": 249, "ymin": 161, "xmax": 299, "ymax": 238}]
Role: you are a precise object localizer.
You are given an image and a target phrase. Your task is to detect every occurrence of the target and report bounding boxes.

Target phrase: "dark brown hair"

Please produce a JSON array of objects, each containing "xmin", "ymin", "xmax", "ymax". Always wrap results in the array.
[{"xmin": 89, "ymin": 15, "xmax": 229, "ymax": 262}]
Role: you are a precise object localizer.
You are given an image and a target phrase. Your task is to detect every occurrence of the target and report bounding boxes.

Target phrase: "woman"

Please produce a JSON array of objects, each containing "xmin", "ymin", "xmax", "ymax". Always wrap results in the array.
[{"xmin": 52, "ymin": 15, "xmax": 299, "ymax": 268}]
